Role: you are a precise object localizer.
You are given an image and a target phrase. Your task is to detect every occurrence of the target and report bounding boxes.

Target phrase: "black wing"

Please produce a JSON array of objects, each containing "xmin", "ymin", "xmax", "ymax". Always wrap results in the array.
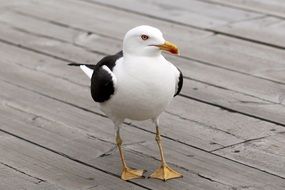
[
  {"xmin": 68, "ymin": 51, "xmax": 123, "ymax": 103},
  {"xmin": 68, "ymin": 63, "xmax": 96, "ymax": 70},
  {"xmin": 93, "ymin": 51, "xmax": 123, "ymax": 71},
  {"xmin": 174, "ymin": 67, "xmax": 183, "ymax": 97},
  {"xmin": 90, "ymin": 66, "xmax": 115, "ymax": 102},
  {"xmin": 68, "ymin": 51, "xmax": 123, "ymax": 71}
]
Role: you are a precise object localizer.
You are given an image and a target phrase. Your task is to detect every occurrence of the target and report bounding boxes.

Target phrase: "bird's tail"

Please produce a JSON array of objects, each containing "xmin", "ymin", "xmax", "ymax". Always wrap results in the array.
[{"xmin": 68, "ymin": 63, "xmax": 94, "ymax": 79}]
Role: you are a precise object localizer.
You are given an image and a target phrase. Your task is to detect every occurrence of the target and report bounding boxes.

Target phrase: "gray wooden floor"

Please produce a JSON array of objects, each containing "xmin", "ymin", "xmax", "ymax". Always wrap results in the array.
[{"xmin": 1, "ymin": 0, "xmax": 285, "ymax": 189}]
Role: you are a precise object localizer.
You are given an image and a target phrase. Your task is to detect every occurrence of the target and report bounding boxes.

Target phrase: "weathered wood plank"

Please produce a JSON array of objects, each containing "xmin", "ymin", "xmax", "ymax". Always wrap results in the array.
[
  {"xmin": 87, "ymin": 0, "xmax": 285, "ymax": 49},
  {"xmin": 215, "ymin": 16, "xmax": 285, "ymax": 48},
  {"xmin": 0, "ymin": 80, "xmax": 284, "ymax": 189},
  {"xmin": 12, "ymin": 0, "xmax": 284, "ymax": 71},
  {"xmin": 172, "ymin": 56, "xmax": 285, "ymax": 104},
  {"xmin": 4, "ymin": 7, "xmax": 285, "ymax": 105},
  {"xmin": 0, "ymin": 36, "xmax": 285, "ymax": 184},
  {"xmin": 1, "ymin": 38, "xmax": 284, "ymax": 153},
  {"xmin": 0, "ymin": 0, "xmax": 29, "ymax": 11},
  {"xmin": 0, "ymin": 18, "xmax": 285, "ymax": 129},
  {"xmin": 0, "ymin": 131, "xmax": 145, "ymax": 190},
  {"xmin": 0, "ymin": 99, "xmax": 112, "ymax": 160},
  {"xmin": 88, "ymin": 0, "xmax": 262, "ymax": 28},
  {"xmin": 0, "ymin": 0, "xmax": 284, "ymax": 189},
  {"xmin": 205, "ymin": 0, "xmax": 285, "ymax": 18},
  {"xmin": 0, "ymin": 163, "xmax": 64, "ymax": 190},
  {"xmin": 0, "ymin": 42, "xmax": 239, "ymax": 152},
  {"xmin": 2, "ymin": 15, "xmax": 283, "ymax": 150},
  {"xmin": 0, "ymin": 82, "xmax": 231, "ymax": 190},
  {"xmin": 214, "ymin": 133, "xmax": 285, "ymax": 179},
  {"xmin": 185, "ymin": 34, "xmax": 285, "ymax": 84},
  {"xmin": 11, "ymin": 0, "xmax": 212, "ymax": 45},
  {"xmin": 185, "ymin": 80, "xmax": 285, "ymax": 127},
  {"xmin": 0, "ymin": 11, "xmax": 121, "ymax": 54},
  {"xmin": 3, "ymin": 11, "xmax": 285, "ymax": 86},
  {"xmin": 0, "ymin": 1, "xmax": 282, "ymax": 186}
]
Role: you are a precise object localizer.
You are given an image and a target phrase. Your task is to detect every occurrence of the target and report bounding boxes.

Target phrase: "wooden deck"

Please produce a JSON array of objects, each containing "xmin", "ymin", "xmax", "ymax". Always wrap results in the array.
[{"xmin": 1, "ymin": 0, "xmax": 285, "ymax": 189}]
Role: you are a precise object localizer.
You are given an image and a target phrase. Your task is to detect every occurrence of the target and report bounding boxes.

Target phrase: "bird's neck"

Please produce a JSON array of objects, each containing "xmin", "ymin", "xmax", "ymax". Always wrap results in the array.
[
  {"xmin": 123, "ymin": 47, "xmax": 162, "ymax": 57},
  {"xmin": 124, "ymin": 53, "xmax": 164, "ymax": 63},
  {"xmin": 123, "ymin": 51, "xmax": 164, "ymax": 59}
]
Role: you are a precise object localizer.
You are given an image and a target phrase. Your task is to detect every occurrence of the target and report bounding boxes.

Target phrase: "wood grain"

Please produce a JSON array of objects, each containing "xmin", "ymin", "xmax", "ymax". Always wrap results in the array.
[
  {"xmin": 0, "ymin": 80, "xmax": 284, "ymax": 189},
  {"xmin": 0, "ymin": 0, "xmax": 285, "ymax": 188},
  {"xmin": 205, "ymin": 0, "xmax": 285, "ymax": 18},
  {"xmin": 4, "ymin": 5, "xmax": 285, "ymax": 104},
  {"xmin": 215, "ymin": 16, "xmax": 285, "ymax": 48},
  {"xmin": 214, "ymin": 133, "xmax": 285, "ymax": 178},
  {"xmin": 0, "ymin": 163, "xmax": 64, "ymax": 190},
  {"xmin": 89, "ymin": 0, "xmax": 262, "ymax": 28},
  {"xmin": 0, "ymin": 37, "xmax": 284, "ymax": 153},
  {"xmin": 0, "ymin": 81, "xmax": 230, "ymax": 190},
  {"xmin": 0, "ymin": 14, "xmax": 285, "ymax": 129},
  {"xmin": 0, "ymin": 36, "xmax": 283, "ymax": 187},
  {"xmin": 0, "ymin": 131, "xmax": 145, "ymax": 190},
  {"xmin": 88, "ymin": 0, "xmax": 285, "ymax": 49}
]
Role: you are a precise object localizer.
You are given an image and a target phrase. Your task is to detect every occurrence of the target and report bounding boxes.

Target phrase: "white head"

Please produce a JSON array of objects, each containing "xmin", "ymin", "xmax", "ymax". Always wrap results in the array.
[{"xmin": 123, "ymin": 25, "xmax": 179, "ymax": 57}]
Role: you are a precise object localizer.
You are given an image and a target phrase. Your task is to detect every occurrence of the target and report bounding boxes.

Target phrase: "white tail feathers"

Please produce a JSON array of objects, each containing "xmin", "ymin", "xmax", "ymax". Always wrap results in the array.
[{"xmin": 80, "ymin": 65, "xmax": 93, "ymax": 79}]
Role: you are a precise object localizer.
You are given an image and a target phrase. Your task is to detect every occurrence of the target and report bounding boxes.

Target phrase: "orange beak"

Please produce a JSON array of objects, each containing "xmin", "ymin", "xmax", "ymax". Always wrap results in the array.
[{"xmin": 156, "ymin": 41, "xmax": 179, "ymax": 55}]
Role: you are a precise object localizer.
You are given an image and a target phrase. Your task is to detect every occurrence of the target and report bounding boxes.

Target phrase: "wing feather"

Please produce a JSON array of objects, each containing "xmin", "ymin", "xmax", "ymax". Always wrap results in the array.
[
  {"xmin": 174, "ymin": 67, "xmax": 183, "ymax": 97},
  {"xmin": 68, "ymin": 51, "xmax": 123, "ymax": 103}
]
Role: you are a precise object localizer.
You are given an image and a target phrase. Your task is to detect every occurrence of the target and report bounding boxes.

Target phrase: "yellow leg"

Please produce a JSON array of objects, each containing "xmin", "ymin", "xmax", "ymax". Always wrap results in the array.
[
  {"xmin": 116, "ymin": 130, "xmax": 145, "ymax": 180},
  {"xmin": 150, "ymin": 126, "xmax": 183, "ymax": 181}
]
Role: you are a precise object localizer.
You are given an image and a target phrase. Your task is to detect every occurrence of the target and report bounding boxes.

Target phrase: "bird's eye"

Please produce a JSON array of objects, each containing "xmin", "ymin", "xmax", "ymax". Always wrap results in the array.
[{"xmin": 141, "ymin": 34, "xmax": 149, "ymax": 40}]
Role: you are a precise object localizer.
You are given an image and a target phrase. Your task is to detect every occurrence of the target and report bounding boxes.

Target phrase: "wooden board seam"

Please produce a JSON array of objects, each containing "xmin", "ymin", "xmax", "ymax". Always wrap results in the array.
[
  {"xmin": 2, "ymin": 78, "xmax": 285, "ymax": 181},
  {"xmin": 1, "ymin": 17, "xmax": 284, "ymax": 109}
]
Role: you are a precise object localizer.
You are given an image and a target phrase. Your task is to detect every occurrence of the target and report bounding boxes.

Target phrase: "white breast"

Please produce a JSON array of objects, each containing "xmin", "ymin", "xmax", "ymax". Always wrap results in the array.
[{"xmin": 100, "ymin": 55, "xmax": 178, "ymax": 121}]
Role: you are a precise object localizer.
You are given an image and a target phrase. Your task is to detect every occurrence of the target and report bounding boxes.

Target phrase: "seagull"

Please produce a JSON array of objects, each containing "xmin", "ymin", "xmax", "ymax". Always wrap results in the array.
[{"xmin": 69, "ymin": 25, "xmax": 183, "ymax": 181}]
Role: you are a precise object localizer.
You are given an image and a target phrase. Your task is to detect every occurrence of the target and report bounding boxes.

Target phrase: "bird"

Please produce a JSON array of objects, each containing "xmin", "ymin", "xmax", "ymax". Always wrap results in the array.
[{"xmin": 69, "ymin": 25, "xmax": 183, "ymax": 181}]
